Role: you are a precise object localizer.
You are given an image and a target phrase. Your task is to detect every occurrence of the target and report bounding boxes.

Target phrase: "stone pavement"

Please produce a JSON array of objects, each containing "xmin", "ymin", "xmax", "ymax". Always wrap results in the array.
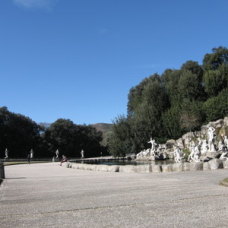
[{"xmin": 0, "ymin": 163, "xmax": 228, "ymax": 228}]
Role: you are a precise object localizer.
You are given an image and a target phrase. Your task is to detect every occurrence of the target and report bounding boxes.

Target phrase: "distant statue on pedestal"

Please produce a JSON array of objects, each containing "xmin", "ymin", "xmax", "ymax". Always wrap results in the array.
[
  {"xmin": 30, "ymin": 149, "xmax": 33, "ymax": 159},
  {"xmin": 56, "ymin": 149, "xmax": 59, "ymax": 159},
  {"xmin": 81, "ymin": 149, "xmax": 84, "ymax": 159},
  {"xmin": 4, "ymin": 148, "xmax": 8, "ymax": 159}
]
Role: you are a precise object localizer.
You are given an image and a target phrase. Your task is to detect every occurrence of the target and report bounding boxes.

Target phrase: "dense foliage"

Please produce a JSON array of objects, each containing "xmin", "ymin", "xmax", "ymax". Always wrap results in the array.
[
  {"xmin": 0, "ymin": 107, "xmax": 103, "ymax": 158},
  {"xmin": 108, "ymin": 47, "xmax": 228, "ymax": 157}
]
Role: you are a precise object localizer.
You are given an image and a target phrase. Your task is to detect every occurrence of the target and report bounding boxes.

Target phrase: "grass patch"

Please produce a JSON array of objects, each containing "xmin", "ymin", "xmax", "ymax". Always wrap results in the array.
[{"xmin": 220, "ymin": 178, "xmax": 228, "ymax": 187}]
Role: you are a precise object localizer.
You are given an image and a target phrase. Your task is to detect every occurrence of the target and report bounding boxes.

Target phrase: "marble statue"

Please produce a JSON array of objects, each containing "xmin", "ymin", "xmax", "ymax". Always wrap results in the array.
[
  {"xmin": 30, "ymin": 149, "xmax": 33, "ymax": 159},
  {"xmin": 4, "ymin": 148, "xmax": 8, "ymax": 159},
  {"xmin": 81, "ymin": 149, "xmax": 84, "ymax": 159},
  {"xmin": 218, "ymin": 140, "xmax": 225, "ymax": 151},
  {"xmin": 148, "ymin": 137, "xmax": 156, "ymax": 150},
  {"xmin": 55, "ymin": 149, "xmax": 59, "ymax": 159},
  {"xmin": 220, "ymin": 151, "xmax": 228, "ymax": 160},
  {"xmin": 207, "ymin": 126, "xmax": 216, "ymax": 152},
  {"xmin": 136, "ymin": 149, "xmax": 150, "ymax": 159},
  {"xmin": 148, "ymin": 138, "xmax": 157, "ymax": 157},
  {"xmin": 173, "ymin": 146, "xmax": 183, "ymax": 163},
  {"xmin": 187, "ymin": 141, "xmax": 200, "ymax": 162},
  {"xmin": 199, "ymin": 139, "xmax": 208, "ymax": 155}
]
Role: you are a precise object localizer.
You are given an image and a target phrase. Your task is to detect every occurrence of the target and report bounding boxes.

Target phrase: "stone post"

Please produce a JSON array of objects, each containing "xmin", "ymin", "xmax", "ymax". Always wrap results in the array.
[{"xmin": 0, "ymin": 162, "xmax": 5, "ymax": 179}]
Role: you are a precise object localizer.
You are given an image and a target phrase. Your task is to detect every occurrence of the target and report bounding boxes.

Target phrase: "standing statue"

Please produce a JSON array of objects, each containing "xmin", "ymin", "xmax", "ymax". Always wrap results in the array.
[
  {"xmin": 199, "ymin": 139, "xmax": 208, "ymax": 155},
  {"xmin": 173, "ymin": 146, "xmax": 183, "ymax": 163},
  {"xmin": 188, "ymin": 141, "xmax": 200, "ymax": 162},
  {"xmin": 55, "ymin": 149, "xmax": 59, "ymax": 159},
  {"xmin": 30, "ymin": 149, "xmax": 33, "ymax": 159},
  {"xmin": 207, "ymin": 126, "xmax": 216, "ymax": 152},
  {"xmin": 148, "ymin": 137, "xmax": 157, "ymax": 156},
  {"xmin": 4, "ymin": 148, "xmax": 8, "ymax": 159},
  {"xmin": 81, "ymin": 149, "xmax": 84, "ymax": 159},
  {"xmin": 193, "ymin": 144, "xmax": 201, "ymax": 162}
]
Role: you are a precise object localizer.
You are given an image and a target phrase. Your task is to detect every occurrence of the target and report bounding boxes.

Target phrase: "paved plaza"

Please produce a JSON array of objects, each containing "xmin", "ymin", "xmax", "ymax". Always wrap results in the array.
[{"xmin": 0, "ymin": 163, "xmax": 228, "ymax": 228}]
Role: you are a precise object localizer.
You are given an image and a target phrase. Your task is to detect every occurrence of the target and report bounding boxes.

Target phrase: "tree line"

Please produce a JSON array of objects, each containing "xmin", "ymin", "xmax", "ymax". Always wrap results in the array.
[
  {"xmin": 108, "ymin": 47, "xmax": 228, "ymax": 157},
  {"xmin": 0, "ymin": 107, "xmax": 104, "ymax": 158}
]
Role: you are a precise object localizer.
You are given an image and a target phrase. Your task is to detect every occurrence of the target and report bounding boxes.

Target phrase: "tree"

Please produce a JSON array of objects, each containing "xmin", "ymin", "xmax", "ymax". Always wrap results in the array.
[
  {"xmin": 44, "ymin": 119, "xmax": 102, "ymax": 158},
  {"xmin": 178, "ymin": 70, "xmax": 203, "ymax": 101},
  {"xmin": 179, "ymin": 100, "xmax": 203, "ymax": 132},
  {"xmin": 0, "ymin": 107, "xmax": 42, "ymax": 158},
  {"xmin": 108, "ymin": 116, "xmax": 132, "ymax": 157},
  {"xmin": 203, "ymin": 47, "xmax": 228, "ymax": 70},
  {"xmin": 203, "ymin": 88, "xmax": 228, "ymax": 122},
  {"xmin": 203, "ymin": 64, "xmax": 228, "ymax": 97}
]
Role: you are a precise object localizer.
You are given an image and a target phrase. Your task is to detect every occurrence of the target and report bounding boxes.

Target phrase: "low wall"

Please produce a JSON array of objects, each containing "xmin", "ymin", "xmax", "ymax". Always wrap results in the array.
[{"xmin": 63, "ymin": 159, "xmax": 228, "ymax": 173}]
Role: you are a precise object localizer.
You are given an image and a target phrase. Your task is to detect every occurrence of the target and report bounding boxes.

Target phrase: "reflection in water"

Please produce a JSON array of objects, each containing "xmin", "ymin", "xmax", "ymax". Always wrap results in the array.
[{"xmin": 72, "ymin": 159, "xmax": 175, "ymax": 166}]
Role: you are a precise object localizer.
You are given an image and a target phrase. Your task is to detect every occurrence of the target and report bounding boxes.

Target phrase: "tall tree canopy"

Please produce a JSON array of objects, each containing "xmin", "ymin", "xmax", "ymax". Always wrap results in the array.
[{"xmin": 108, "ymin": 47, "xmax": 228, "ymax": 156}]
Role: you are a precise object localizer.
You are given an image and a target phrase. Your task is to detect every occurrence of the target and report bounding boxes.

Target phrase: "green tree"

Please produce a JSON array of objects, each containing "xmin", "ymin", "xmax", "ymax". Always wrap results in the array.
[
  {"xmin": 44, "ymin": 119, "xmax": 102, "ymax": 158},
  {"xmin": 203, "ymin": 89, "xmax": 228, "ymax": 122},
  {"xmin": 203, "ymin": 64, "xmax": 228, "ymax": 97},
  {"xmin": 0, "ymin": 107, "xmax": 42, "ymax": 158},
  {"xmin": 203, "ymin": 47, "xmax": 228, "ymax": 70},
  {"xmin": 108, "ymin": 116, "xmax": 132, "ymax": 157}
]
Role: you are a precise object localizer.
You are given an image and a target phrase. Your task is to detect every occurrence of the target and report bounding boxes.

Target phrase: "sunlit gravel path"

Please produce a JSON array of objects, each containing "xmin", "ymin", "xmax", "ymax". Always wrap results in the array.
[{"xmin": 0, "ymin": 163, "xmax": 228, "ymax": 228}]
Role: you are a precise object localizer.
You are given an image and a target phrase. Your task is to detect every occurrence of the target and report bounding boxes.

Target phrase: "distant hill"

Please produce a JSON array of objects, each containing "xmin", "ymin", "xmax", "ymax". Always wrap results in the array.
[
  {"xmin": 91, "ymin": 123, "xmax": 113, "ymax": 146},
  {"xmin": 91, "ymin": 123, "xmax": 113, "ymax": 133},
  {"xmin": 39, "ymin": 122, "xmax": 51, "ymax": 129}
]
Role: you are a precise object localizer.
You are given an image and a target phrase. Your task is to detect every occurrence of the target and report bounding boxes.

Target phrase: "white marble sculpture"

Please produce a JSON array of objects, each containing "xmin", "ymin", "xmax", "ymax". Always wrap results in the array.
[
  {"xmin": 148, "ymin": 137, "xmax": 157, "ymax": 156},
  {"xmin": 55, "ymin": 149, "xmax": 59, "ymax": 158},
  {"xmin": 81, "ymin": 149, "xmax": 84, "ymax": 159},
  {"xmin": 30, "ymin": 149, "xmax": 33, "ymax": 159},
  {"xmin": 199, "ymin": 139, "xmax": 208, "ymax": 155},
  {"xmin": 218, "ymin": 140, "xmax": 225, "ymax": 151},
  {"xmin": 193, "ymin": 144, "xmax": 201, "ymax": 162},
  {"xmin": 4, "ymin": 148, "xmax": 8, "ymax": 159},
  {"xmin": 220, "ymin": 151, "xmax": 228, "ymax": 160},
  {"xmin": 207, "ymin": 126, "xmax": 216, "ymax": 152},
  {"xmin": 173, "ymin": 146, "xmax": 183, "ymax": 163},
  {"xmin": 136, "ymin": 149, "xmax": 150, "ymax": 159}
]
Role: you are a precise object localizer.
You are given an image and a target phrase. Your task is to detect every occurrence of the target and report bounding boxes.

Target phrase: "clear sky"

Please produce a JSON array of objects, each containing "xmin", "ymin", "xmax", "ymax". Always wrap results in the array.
[{"xmin": 0, "ymin": 0, "xmax": 228, "ymax": 125}]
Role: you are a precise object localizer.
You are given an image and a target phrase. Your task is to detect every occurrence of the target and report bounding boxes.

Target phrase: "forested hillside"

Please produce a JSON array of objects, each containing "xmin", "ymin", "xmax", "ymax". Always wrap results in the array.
[{"xmin": 108, "ymin": 47, "xmax": 228, "ymax": 157}]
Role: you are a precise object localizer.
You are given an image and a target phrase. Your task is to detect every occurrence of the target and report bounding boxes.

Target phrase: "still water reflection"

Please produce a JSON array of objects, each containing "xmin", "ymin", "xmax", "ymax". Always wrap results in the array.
[{"xmin": 72, "ymin": 159, "xmax": 175, "ymax": 166}]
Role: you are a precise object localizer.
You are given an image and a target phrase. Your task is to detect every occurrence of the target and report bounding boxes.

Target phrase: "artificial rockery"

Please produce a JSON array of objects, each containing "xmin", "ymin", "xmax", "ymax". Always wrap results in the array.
[{"xmin": 136, "ymin": 117, "xmax": 228, "ymax": 164}]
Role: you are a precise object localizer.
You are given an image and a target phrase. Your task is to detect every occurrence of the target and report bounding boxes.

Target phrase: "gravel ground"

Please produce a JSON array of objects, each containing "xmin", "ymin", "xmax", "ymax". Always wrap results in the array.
[{"xmin": 0, "ymin": 163, "xmax": 228, "ymax": 228}]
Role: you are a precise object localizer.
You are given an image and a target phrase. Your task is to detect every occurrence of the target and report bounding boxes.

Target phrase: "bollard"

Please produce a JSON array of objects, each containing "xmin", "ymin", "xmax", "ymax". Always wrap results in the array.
[{"xmin": 0, "ymin": 162, "xmax": 5, "ymax": 179}]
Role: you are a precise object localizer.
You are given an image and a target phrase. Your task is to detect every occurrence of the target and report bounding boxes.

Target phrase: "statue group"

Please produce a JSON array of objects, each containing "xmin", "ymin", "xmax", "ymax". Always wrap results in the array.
[{"xmin": 136, "ymin": 125, "xmax": 228, "ymax": 163}]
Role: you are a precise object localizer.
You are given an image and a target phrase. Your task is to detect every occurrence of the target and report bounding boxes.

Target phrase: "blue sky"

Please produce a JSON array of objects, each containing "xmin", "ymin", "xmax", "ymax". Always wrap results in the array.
[{"xmin": 0, "ymin": 0, "xmax": 228, "ymax": 124}]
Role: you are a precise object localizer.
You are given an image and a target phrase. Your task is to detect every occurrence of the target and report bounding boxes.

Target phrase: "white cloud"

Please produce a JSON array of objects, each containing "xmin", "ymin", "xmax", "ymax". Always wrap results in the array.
[{"xmin": 13, "ymin": 0, "xmax": 57, "ymax": 9}]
